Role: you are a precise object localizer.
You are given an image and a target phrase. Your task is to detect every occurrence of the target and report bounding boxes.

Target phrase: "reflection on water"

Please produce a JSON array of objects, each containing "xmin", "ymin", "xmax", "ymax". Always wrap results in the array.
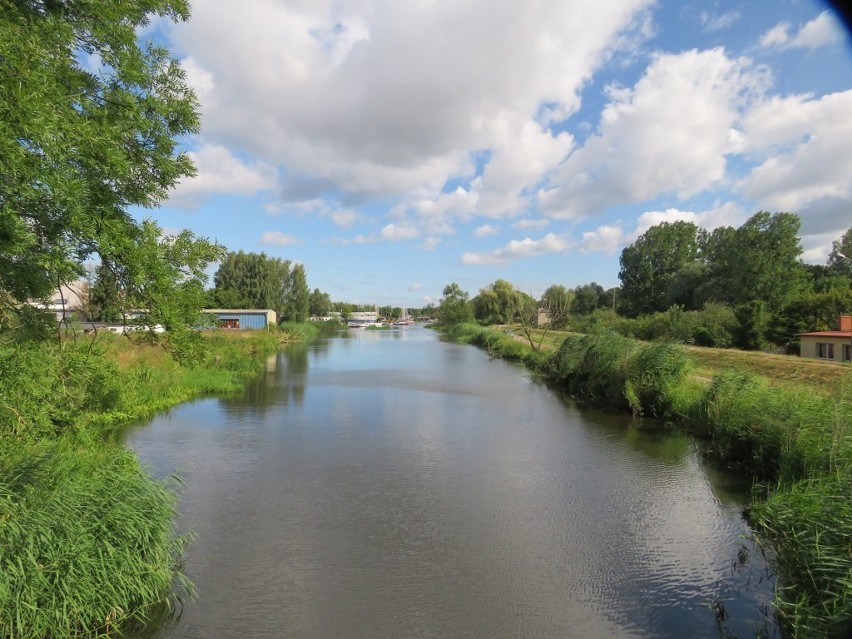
[{"xmin": 126, "ymin": 327, "xmax": 777, "ymax": 639}]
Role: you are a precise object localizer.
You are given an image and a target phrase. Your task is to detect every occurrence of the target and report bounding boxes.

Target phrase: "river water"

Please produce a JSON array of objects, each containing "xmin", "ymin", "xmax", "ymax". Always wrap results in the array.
[{"xmin": 126, "ymin": 327, "xmax": 777, "ymax": 638}]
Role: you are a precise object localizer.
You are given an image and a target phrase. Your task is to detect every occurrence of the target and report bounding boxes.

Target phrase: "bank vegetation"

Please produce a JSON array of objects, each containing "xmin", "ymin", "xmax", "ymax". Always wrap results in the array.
[
  {"xmin": 0, "ymin": 324, "xmax": 329, "ymax": 638},
  {"xmin": 443, "ymin": 322, "xmax": 852, "ymax": 639}
]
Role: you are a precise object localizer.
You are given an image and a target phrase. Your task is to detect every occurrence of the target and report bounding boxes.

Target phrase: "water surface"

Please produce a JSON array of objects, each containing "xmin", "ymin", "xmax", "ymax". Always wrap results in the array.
[{"xmin": 127, "ymin": 327, "xmax": 776, "ymax": 638}]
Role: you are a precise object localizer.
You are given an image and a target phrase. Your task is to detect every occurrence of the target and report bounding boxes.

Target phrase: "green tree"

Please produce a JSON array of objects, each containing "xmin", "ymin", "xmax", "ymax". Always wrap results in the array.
[
  {"xmin": 0, "ymin": 0, "xmax": 198, "ymax": 316},
  {"xmin": 539, "ymin": 285, "xmax": 573, "ymax": 328},
  {"xmin": 472, "ymin": 279, "xmax": 520, "ymax": 325},
  {"xmin": 437, "ymin": 283, "xmax": 473, "ymax": 326},
  {"xmin": 88, "ymin": 263, "xmax": 122, "ymax": 323},
  {"xmin": 827, "ymin": 226, "xmax": 852, "ymax": 278},
  {"xmin": 107, "ymin": 220, "xmax": 223, "ymax": 362},
  {"xmin": 734, "ymin": 300, "xmax": 770, "ymax": 351},
  {"xmin": 571, "ymin": 282, "xmax": 605, "ymax": 315},
  {"xmin": 618, "ymin": 221, "xmax": 699, "ymax": 316},
  {"xmin": 284, "ymin": 264, "xmax": 310, "ymax": 322},
  {"xmin": 212, "ymin": 251, "xmax": 291, "ymax": 316},
  {"xmin": 309, "ymin": 288, "xmax": 332, "ymax": 318},
  {"xmin": 701, "ymin": 212, "xmax": 808, "ymax": 310}
]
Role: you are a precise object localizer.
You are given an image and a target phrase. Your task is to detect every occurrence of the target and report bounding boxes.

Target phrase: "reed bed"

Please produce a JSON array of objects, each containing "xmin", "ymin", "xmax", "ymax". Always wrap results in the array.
[{"xmin": 0, "ymin": 439, "xmax": 191, "ymax": 638}]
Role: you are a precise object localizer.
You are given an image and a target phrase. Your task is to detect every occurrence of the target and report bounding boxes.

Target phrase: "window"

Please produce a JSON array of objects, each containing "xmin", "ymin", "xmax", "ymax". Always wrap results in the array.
[
  {"xmin": 844, "ymin": 344, "xmax": 851, "ymax": 363},
  {"xmin": 817, "ymin": 342, "xmax": 834, "ymax": 359},
  {"xmin": 220, "ymin": 318, "xmax": 240, "ymax": 329}
]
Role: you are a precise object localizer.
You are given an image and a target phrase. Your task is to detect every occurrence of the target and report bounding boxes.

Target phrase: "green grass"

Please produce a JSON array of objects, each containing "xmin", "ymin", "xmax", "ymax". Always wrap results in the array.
[
  {"xmin": 0, "ymin": 439, "xmax": 192, "ymax": 638},
  {"xmin": 0, "ymin": 326, "xmax": 302, "ymax": 638}
]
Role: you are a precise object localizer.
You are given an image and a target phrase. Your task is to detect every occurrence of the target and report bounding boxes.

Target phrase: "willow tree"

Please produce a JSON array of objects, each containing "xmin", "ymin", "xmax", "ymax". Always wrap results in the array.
[{"xmin": 0, "ymin": 0, "xmax": 208, "ymax": 332}]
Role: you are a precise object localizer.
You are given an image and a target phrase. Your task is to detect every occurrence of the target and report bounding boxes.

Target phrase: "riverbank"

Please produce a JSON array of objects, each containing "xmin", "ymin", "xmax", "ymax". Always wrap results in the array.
[
  {"xmin": 0, "ymin": 325, "xmax": 323, "ymax": 638},
  {"xmin": 444, "ymin": 322, "xmax": 852, "ymax": 639}
]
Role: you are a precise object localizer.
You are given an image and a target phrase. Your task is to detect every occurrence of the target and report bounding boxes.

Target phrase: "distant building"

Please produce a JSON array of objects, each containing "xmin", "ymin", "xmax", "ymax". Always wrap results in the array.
[
  {"xmin": 202, "ymin": 309, "xmax": 277, "ymax": 330},
  {"xmin": 798, "ymin": 315, "xmax": 852, "ymax": 362},
  {"xmin": 32, "ymin": 281, "xmax": 89, "ymax": 321}
]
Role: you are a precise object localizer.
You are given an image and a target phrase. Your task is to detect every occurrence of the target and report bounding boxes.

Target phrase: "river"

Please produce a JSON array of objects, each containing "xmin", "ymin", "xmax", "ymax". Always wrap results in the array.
[{"xmin": 126, "ymin": 326, "xmax": 777, "ymax": 638}]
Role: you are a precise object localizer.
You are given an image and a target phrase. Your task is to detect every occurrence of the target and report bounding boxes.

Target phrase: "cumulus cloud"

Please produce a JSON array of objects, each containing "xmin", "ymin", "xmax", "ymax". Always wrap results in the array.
[
  {"xmin": 759, "ymin": 11, "xmax": 845, "ymax": 50},
  {"xmin": 579, "ymin": 225, "xmax": 624, "ymax": 254},
  {"xmin": 169, "ymin": 0, "xmax": 653, "ymax": 218},
  {"xmin": 738, "ymin": 91, "xmax": 852, "ymax": 216},
  {"xmin": 168, "ymin": 144, "xmax": 277, "ymax": 208},
  {"xmin": 461, "ymin": 233, "xmax": 572, "ymax": 266},
  {"xmin": 474, "ymin": 224, "xmax": 499, "ymax": 238},
  {"xmin": 538, "ymin": 48, "xmax": 769, "ymax": 219},
  {"xmin": 260, "ymin": 231, "xmax": 300, "ymax": 246},
  {"xmin": 577, "ymin": 203, "xmax": 746, "ymax": 257},
  {"xmin": 512, "ymin": 218, "xmax": 550, "ymax": 231},
  {"xmin": 351, "ymin": 223, "xmax": 420, "ymax": 244}
]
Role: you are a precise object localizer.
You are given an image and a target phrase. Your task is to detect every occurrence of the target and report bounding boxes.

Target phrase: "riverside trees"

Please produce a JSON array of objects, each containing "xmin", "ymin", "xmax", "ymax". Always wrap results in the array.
[{"xmin": 0, "ymin": 0, "xmax": 223, "ymax": 351}]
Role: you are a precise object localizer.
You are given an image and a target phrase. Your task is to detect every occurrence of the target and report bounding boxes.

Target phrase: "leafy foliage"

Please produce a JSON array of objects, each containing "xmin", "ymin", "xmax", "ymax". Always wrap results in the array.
[
  {"xmin": 618, "ymin": 221, "xmax": 699, "ymax": 316},
  {"xmin": 0, "ymin": 0, "xmax": 198, "ymax": 312},
  {"xmin": 212, "ymin": 251, "xmax": 292, "ymax": 317},
  {"xmin": 437, "ymin": 283, "xmax": 473, "ymax": 326}
]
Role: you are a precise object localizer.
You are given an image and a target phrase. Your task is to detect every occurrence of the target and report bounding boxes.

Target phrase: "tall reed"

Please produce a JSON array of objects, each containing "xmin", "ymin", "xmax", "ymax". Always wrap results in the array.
[{"xmin": 0, "ymin": 439, "xmax": 191, "ymax": 638}]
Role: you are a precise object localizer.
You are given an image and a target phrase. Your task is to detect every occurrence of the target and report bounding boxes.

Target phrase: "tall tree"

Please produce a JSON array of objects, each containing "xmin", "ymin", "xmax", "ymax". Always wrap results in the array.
[
  {"xmin": 0, "ymin": 0, "xmax": 198, "ymax": 318},
  {"xmin": 571, "ymin": 282, "xmax": 605, "ymax": 315},
  {"xmin": 212, "ymin": 251, "xmax": 291, "ymax": 316},
  {"xmin": 284, "ymin": 264, "xmax": 310, "ymax": 322},
  {"xmin": 108, "ymin": 219, "xmax": 223, "ymax": 362},
  {"xmin": 539, "ymin": 285, "xmax": 573, "ymax": 328},
  {"xmin": 472, "ymin": 279, "xmax": 520, "ymax": 325},
  {"xmin": 89, "ymin": 263, "xmax": 122, "ymax": 323},
  {"xmin": 827, "ymin": 226, "xmax": 852, "ymax": 278},
  {"xmin": 437, "ymin": 283, "xmax": 473, "ymax": 326},
  {"xmin": 309, "ymin": 288, "xmax": 332, "ymax": 318},
  {"xmin": 701, "ymin": 212, "xmax": 808, "ymax": 310},
  {"xmin": 618, "ymin": 221, "xmax": 699, "ymax": 316}
]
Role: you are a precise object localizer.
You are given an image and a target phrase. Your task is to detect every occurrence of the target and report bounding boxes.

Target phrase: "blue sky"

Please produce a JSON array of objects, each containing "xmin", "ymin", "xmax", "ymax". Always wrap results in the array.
[{"xmin": 139, "ymin": 0, "xmax": 852, "ymax": 307}]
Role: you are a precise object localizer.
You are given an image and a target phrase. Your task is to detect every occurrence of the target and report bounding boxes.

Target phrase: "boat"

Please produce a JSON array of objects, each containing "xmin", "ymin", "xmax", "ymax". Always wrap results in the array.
[{"xmin": 393, "ymin": 308, "xmax": 412, "ymax": 326}]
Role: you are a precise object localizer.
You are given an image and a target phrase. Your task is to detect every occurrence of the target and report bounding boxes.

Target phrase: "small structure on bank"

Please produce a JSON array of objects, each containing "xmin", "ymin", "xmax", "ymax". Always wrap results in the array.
[
  {"xmin": 202, "ymin": 309, "xmax": 277, "ymax": 330},
  {"xmin": 798, "ymin": 315, "xmax": 852, "ymax": 362}
]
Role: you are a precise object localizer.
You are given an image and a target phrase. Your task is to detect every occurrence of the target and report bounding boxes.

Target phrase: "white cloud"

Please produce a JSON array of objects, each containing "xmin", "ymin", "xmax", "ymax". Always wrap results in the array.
[
  {"xmin": 260, "ymin": 231, "xmax": 300, "ymax": 246},
  {"xmin": 700, "ymin": 10, "xmax": 741, "ymax": 32},
  {"xmin": 579, "ymin": 225, "xmax": 624, "ymax": 254},
  {"xmin": 760, "ymin": 22, "xmax": 791, "ymax": 48},
  {"xmin": 512, "ymin": 218, "xmax": 550, "ymax": 231},
  {"xmin": 169, "ymin": 0, "xmax": 654, "ymax": 217},
  {"xmin": 352, "ymin": 223, "xmax": 420, "ymax": 244},
  {"xmin": 738, "ymin": 91, "xmax": 852, "ymax": 214},
  {"xmin": 169, "ymin": 143, "xmax": 277, "ymax": 208},
  {"xmin": 408, "ymin": 283, "xmax": 423, "ymax": 291},
  {"xmin": 474, "ymin": 224, "xmax": 499, "ymax": 238},
  {"xmin": 422, "ymin": 236, "xmax": 441, "ymax": 250},
  {"xmin": 461, "ymin": 233, "xmax": 572, "ymax": 266},
  {"xmin": 329, "ymin": 208, "xmax": 362, "ymax": 229},
  {"xmin": 538, "ymin": 48, "xmax": 769, "ymax": 219},
  {"xmin": 759, "ymin": 11, "xmax": 845, "ymax": 50}
]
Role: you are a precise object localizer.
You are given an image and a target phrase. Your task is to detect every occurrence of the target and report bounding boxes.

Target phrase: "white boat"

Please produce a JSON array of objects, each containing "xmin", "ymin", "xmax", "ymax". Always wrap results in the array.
[{"xmin": 393, "ymin": 308, "xmax": 412, "ymax": 326}]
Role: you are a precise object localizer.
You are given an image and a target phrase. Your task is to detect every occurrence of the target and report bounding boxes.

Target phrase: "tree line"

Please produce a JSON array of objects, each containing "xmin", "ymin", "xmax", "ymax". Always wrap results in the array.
[{"xmin": 437, "ymin": 214, "xmax": 852, "ymax": 351}]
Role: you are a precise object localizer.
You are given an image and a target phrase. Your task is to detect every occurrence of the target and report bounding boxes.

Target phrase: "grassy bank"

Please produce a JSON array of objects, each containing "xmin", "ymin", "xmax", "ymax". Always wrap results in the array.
[
  {"xmin": 444, "ymin": 322, "xmax": 852, "ymax": 638},
  {"xmin": 0, "ymin": 326, "xmax": 309, "ymax": 638}
]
